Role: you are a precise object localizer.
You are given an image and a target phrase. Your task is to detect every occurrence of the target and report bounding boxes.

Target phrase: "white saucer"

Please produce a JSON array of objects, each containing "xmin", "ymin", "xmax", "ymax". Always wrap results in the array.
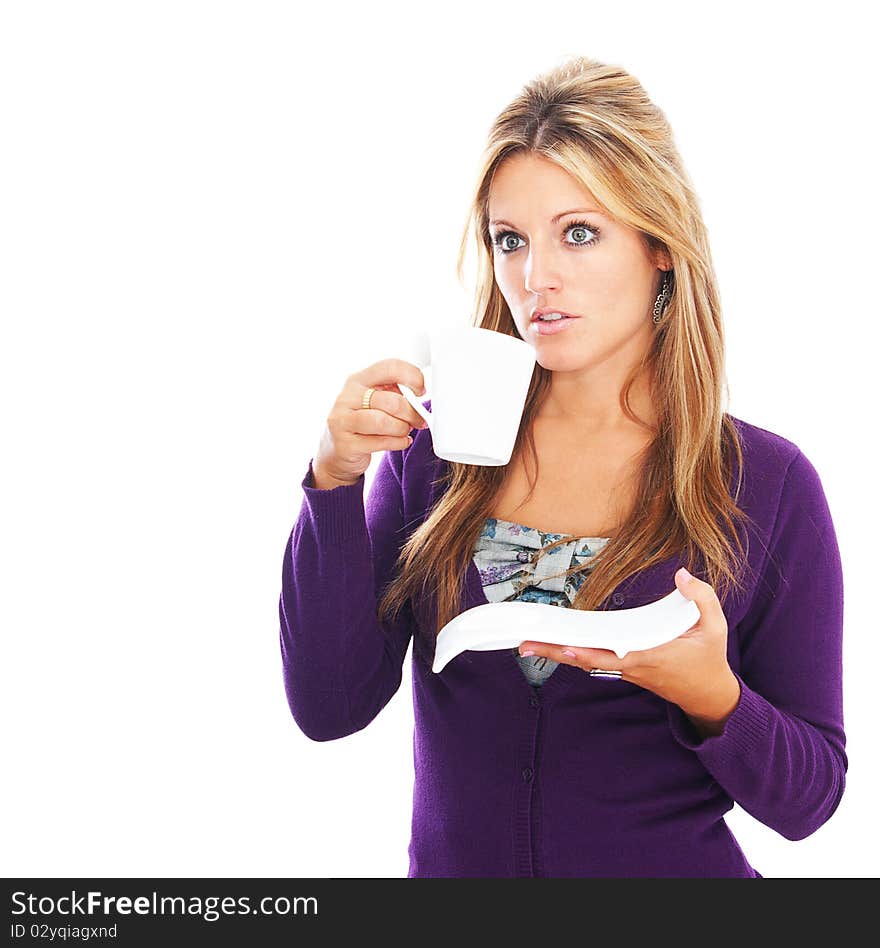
[{"xmin": 432, "ymin": 588, "xmax": 700, "ymax": 673}]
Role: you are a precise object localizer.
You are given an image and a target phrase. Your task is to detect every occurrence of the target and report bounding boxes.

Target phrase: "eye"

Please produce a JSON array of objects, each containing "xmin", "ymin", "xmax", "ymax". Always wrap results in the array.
[
  {"xmin": 490, "ymin": 219, "xmax": 601, "ymax": 256},
  {"xmin": 564, "ymin": 220, "xmax": 599, "ymax": 247}
]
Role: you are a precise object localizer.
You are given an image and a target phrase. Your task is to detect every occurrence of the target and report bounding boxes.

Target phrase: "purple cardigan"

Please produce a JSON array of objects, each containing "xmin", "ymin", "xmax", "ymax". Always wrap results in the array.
[{"xmin": 278, "ymin": 411, "xmax": 846, "ymax": 877}]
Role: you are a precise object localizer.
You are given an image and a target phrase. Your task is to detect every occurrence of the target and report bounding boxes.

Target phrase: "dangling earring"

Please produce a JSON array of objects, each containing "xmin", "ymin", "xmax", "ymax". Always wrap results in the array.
[{"xmin": 652, "ymin": 270, "xmax": 673, "ymax": 324}]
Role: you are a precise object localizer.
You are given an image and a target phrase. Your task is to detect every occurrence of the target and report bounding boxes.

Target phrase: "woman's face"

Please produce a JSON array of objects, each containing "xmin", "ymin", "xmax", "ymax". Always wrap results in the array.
[{"xmin": 487, "ymin": 153, "xmax": 670, "ymax": 375}]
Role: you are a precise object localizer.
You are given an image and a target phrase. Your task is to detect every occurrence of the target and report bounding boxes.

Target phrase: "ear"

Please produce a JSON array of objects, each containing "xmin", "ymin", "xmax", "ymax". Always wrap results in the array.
[{"xmin": 655, "ymin": 250, "xmax": 673, "ymax": 272}]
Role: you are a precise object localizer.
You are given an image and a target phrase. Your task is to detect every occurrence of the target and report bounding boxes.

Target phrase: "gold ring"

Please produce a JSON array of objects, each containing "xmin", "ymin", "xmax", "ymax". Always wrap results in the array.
[{"xmin": 361, "ymin": 387, "xmax": 375, "ymax": 410}]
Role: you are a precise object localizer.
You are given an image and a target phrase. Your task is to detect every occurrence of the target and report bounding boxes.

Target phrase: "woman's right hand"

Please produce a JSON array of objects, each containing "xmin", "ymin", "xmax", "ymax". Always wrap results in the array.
[{"xmin": 311, "ymin": 359, "xmax": 429, "ymax": 489}]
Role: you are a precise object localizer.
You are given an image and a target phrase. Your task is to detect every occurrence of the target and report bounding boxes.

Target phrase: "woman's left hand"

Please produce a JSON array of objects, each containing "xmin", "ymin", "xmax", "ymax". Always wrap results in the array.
[{"xmin": 518, "ymin": 567, "xmax": 741, "ymax": 723}]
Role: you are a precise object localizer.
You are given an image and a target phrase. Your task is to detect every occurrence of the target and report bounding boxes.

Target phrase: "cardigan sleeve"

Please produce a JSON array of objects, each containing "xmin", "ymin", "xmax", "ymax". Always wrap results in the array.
[
  {"xmin": 278, "ymin": 447, "xmax": 416, "ymax": 741},
  {"xmin": 665, "ymin": 448, "xmax": 847, "ymax": 841}
]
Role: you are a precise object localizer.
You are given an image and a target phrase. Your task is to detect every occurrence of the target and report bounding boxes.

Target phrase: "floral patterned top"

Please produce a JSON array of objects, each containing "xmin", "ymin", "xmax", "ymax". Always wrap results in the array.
[{"xmin": 473, "ymin": 517, "xmax": 611, "ymax": 689}]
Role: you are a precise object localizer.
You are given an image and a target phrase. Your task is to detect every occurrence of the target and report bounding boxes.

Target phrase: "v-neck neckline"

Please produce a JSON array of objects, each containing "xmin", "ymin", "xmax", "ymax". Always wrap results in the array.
[{"xmin": 462, "ymin": 556, "xmax": 589, "ymax": 700}]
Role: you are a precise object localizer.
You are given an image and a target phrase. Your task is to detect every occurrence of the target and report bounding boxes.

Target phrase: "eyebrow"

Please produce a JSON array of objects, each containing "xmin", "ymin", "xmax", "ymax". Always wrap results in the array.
[{"xmin": 489, "ymin": 207, "xmax": 605, "ymax": 229}]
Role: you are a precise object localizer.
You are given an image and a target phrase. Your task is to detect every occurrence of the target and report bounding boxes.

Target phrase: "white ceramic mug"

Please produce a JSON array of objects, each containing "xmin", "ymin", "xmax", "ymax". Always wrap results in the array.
[{"xmin": 398, "ymin": 326, "xmax": 537, "ymax": 466}]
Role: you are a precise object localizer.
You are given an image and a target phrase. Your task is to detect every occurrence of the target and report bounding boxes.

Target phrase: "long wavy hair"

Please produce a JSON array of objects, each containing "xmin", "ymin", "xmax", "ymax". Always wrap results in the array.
[{"xmin": 377, "ymin": 55, "xmax": 756, "ymax": 665}]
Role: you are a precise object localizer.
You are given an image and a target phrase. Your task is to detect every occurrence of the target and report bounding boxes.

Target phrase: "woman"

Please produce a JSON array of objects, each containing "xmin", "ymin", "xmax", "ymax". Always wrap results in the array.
[{"xmin": 278, "ymin": 56, "xmax": 846, "ymax": 877}]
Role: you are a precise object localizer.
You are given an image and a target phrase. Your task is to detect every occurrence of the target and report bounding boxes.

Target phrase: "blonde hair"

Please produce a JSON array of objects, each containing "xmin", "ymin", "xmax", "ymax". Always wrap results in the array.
[{"xmin": 377, "ymin": 55, "xmax": 756, "ymax": 666}]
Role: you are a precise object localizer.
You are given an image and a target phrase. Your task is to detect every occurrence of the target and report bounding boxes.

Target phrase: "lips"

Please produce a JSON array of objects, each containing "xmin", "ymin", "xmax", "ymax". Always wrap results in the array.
[
  {"xmin": 531, "ymin": 315, "xmax": 579, "ymax": 336},
  {"xmin": 530, "ymin": 307, "xmax": 581, "ymax": 322}
]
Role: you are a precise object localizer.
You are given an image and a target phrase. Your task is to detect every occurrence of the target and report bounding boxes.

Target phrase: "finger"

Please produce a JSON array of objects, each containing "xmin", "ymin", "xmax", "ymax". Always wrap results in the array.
[
  {"xmin": 349, "ymin": 407, "xmax": 414, "ymax": 439},
  {"xmin": 388, "ymin": 388, "xmax": 430, "ymax": 430},
  {"xmin": 558, "ymin": 645, "xmax": 623, "ymax": 669},
  {"xmin": 351, "ymin": 359, "xmax": 426, "ymax": 397},
  {"xmin": 675, "ymin": 567, "xmax": 727, "ymax": 628},
  {"xmin": 557, "ymin": 645, "xmax": 626, "ymax": 679},
  {"xmin": 519, "ymin": 642, "xmax": 621, "ymax": 670},
  {"xmin": 352, "ymin": 386, "xmax": 427, "ymax": 432}
]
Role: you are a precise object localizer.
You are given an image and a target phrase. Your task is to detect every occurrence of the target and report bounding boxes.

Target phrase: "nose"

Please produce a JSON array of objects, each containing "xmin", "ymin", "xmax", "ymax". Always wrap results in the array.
[{"xmin": 524, "ymin": 243, "xmax": 562, "ymax": 296}]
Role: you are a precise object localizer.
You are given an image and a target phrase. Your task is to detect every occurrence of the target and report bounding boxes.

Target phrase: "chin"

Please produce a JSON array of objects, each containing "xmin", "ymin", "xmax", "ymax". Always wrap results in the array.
[{"xmin": 534, "ymin": 351, "xmax": 589, "ymax": 373}]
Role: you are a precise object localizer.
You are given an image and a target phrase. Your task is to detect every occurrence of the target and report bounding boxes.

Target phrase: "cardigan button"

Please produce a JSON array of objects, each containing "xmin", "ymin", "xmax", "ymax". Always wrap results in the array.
[
  {"xmin": 529, "ymin": 695, "xmax": 540, "ymax": 709},
  {"xmin": 612, "ymin": 592, "xmax": 625, "ymax": 606},
  {"xmin": 521, "ymin": 767, "xmax": 534, "ymax": 782}
]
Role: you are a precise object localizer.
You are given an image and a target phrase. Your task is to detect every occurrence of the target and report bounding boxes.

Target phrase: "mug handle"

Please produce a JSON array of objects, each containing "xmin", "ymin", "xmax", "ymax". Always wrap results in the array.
[{"xmin": 398, "ymin": 383, "xmax": 432, "ymax": 428}]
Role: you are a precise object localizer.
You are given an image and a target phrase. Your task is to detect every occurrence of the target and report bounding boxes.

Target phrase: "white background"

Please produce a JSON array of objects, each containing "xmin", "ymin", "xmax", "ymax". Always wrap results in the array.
[{"xmin": 2, "ymin": 0, "xmax": 877, "ymax": 878}]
